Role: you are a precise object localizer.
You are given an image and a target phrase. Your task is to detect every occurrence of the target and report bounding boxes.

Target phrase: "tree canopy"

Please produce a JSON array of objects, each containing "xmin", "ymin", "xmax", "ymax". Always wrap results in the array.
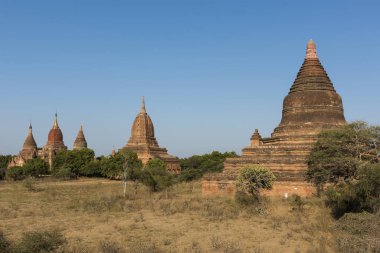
[
  {"xmin": 179, "ymin": 151, "xmax": 237, "ymax": 181},
  {"xmin": 307, "ymin": 121, "xmax": 380, "ymax": 193},
  {"xmin": 141, "ymin": 158, "xmax": 175, "ymax": 192}
]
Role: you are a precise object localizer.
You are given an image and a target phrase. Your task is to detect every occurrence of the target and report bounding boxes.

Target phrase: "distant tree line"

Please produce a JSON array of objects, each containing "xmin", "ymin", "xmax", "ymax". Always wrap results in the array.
[
  {"xmin": 0, "ymin": 150, "xmax": 237, "ymax": 193},
  {"xmin": 179, "ymin": 151, "xmax": 238, "ymax": 181}
]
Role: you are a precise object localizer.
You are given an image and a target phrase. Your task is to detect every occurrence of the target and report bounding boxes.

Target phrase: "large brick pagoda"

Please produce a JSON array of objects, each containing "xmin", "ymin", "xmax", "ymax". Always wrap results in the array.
[
  {"xmin": 121, "ymin": 97, "xmax": 181, "ymax": 174},
  {"xmin": 202, "ymin": 40, "xmax": 346, "ymax": 196}
]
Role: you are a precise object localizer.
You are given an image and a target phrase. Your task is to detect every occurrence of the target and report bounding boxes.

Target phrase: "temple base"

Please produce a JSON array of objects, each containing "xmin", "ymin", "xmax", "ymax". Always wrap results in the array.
[{"xmin": 202, "ymin": 176, "xmax": 315, "ymax": 197}]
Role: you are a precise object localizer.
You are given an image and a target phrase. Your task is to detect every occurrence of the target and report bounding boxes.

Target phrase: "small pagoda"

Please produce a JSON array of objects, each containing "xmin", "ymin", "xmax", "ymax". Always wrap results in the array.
[
  {"xmin": 73, "ymin": 125, "xmax": 88, "ymax": 150},
  {"xmin": 8, "ymin": 124, "xmax": 38, "ymax": 168}
]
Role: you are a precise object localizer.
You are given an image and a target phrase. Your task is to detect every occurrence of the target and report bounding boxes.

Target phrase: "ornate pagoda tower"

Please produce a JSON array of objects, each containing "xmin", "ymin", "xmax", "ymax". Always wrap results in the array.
[
  {"xmin": 121, "ymin": 97, "xmax": 181, "ymax": 174},
  {"xmin": 73, "ymin": 125, "xmax": 88, "ymax": 150},
  {"xmin": 40, "ymin": 113, "xmax": 67, "ymax": 166},
  {"xmin": 202, "ymin": 40, "xmax": 346, "ymax": 196},
  {"xmin": 8, "ymin": 124, "xmax": 38, "ymax": 168}
]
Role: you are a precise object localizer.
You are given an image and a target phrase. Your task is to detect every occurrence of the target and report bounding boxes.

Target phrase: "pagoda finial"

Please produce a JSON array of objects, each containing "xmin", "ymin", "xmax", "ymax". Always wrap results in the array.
[
  {"xmin": 53, "ymin": 113, "xmax": 59, "ymax": 129},
  {"xmin": 141, "ymin": 96, "xmax": 146, "ymax": 113},
  {"xmin": 306, "ymin": 39, "xmax": 318, "ymax": 59},
  {"xmin": 29, "ymin": 121, "xmax": 32, "ymax": 130},
  {"xmin": 80, "ymin": 125, "xmax": 83, "ymax": 131}
]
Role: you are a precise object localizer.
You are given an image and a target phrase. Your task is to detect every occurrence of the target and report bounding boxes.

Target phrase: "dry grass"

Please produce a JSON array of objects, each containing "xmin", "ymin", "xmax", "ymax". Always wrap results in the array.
[{"xmin": 0, "ymin": 178, "xmax": 347, "ymax": 252}]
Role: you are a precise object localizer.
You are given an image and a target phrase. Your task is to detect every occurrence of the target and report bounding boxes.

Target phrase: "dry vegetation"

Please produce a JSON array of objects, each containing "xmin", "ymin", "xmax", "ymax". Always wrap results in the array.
[{"xmin": 0, "ymin": 178, "xmax": 377, "ymax": 253}]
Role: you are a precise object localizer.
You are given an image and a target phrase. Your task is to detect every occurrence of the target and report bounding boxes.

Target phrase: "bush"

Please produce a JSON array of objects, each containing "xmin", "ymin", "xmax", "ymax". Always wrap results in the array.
[
  {"xmin": 14, "ymin": 229, "xmax": 66, "ymax": 253},
  {"xmin": 7, "ymin": 166, "xmax": 25, "ymax": 181},
  {"xmin": 23, "ymin": 158, "xmax": 49, "ymax": 177},
  {"xmin": 325, "ymin": 163, "xmax": 380, "ymax": 218},
  {"xmin": 22, "ymin": 177, "xmax": 38, "ymax": 192},
  {"xmin": 235, "ymin": 166, "xmax": 276, "ymax": 201},
  {"xmin": 53, "ymin": 149, "xmax": 95, "ymax": 177},
  {"xmin": 99, "ymin": 153, "xmax": 125, "ymax": 179},
  {"xmin": 179, "ymin": 151, "xmax": 238, "ymax": 181},
  {"xmin": 52, "ymin": 166, "xmax": 77, "ymax": 179},
  {"xmin": 234, "ymin": 191, "xmax": 257, "ymax": 206},
  {"xmin": 0, "ymin": 167, "xmax": 6, "ymax": 181},
  {"xmin": 141, "ymin": 159, "xmax": 175, "ymax": 192},
  {"xmin": 290, "ymin": 194, "xmax": 306, "ymax": 212},
  {"xmin": 0, "ymin": 231, "xmax": 11, "ymax": 253},
  {"xmin": 79, "ymin": 160, "xmax": 103, "ymax": 177},
  {"xmin": 0, "ymin": 155, "xmax": 12, "ymax": 169},
  {"xmin": 99, "ymin": 241, "xmax": 124, "ymax": 253}
]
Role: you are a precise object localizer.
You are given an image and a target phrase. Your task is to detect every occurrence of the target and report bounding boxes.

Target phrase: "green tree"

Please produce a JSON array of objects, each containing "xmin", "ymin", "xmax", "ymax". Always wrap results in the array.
[
  {"xmin": 325, "ymin": 163, "xmax": 380, "ymax": 218},
  {"xmin": 99, "ymin": 152, "xmax": 125, "ymax": 179},
  {"xmin": 142, "ymin": 158, "xmax": 175, "ymax": 194},
  {"xmin": 23, "ymin": 158, "xmax": 49, "ymax": 177},
  {"xmin": 124, "ymin": 151, "xmax": 143, "ymax": 182},
  {"xmin": 179, "ymin": 151, "xmax": 238, "ymax": 181},
  {"xmin": 52, "ymin": 149, "xmax": 95, "ymax": 178},
  {"xmin": 7, "ymin": 166, "xmax": 25, "ymax": 181},
  {"xmin": 307, "ymin": 121, "xmax": 380, "ymax": 195},
  {"xmin": 0, "ymin": 155, "xmax": 12, "ymax": 169},
  {"xmin": 236, "ymin": 166, "xmax": 276, "ymax": 201}
]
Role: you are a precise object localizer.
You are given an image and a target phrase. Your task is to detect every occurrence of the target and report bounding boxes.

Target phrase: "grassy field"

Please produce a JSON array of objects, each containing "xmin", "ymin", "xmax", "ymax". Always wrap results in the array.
[{"xmin": 0, "ymin": 178, "xmax": 377, "ymax": 253}]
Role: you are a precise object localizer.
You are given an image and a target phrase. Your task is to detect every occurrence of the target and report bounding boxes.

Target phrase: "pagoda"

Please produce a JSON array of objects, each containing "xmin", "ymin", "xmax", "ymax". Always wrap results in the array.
[
  {"xmin": 73, "ymin": 125, "xmax": 88, "ymax": 150},
  {"xmin": 40, "ymin": 113, "xmax": 67, "ymax": 166},
  {"xmin": 121, "ymin": 97, "xmax": 181, "ymax": 174},
  {"xmin": 202, "ymin": 40, "xmax": 346, "ymax": 196},
  {"xmin": 8, "ymin": 124, "xmax": 38, "ymax": 167}
]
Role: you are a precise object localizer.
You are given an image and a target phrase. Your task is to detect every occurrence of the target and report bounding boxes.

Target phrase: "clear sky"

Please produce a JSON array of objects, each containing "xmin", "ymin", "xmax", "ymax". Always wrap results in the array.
[{"xmin": 1, "ymin": 0, "xmax": 380, "ymax": 157}]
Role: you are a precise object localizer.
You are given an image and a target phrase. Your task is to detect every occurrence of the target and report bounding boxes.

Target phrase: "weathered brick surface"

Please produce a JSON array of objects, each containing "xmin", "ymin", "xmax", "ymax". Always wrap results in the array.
[{"xmin": 202, "ymin": 40, "xmax": 345, "ymax": 196}]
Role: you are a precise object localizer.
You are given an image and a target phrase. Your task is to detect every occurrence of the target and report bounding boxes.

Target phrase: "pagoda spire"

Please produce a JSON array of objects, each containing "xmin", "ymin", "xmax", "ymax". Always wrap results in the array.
[
  {"xmin": 23, "ymin": 122, "xmax": 37, "ymax": 149},
  {"xmin": 141, "ymin": 96, "xmax": 146, "ymax": 113},
  {"xmin": 53, "ymin": 113, "xmax": 59, "ymax": 129},
  {"xmin": 306, "ymin": 39, "xmax": 318, "ymax": 59}
]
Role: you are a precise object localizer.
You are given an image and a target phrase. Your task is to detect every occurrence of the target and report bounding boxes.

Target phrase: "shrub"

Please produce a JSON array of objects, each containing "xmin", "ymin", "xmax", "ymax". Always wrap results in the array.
[
  {"xmin": 0, "ymin": 231, "xmax": 11, "ymax": 253},
  {"xmin": 235, "ymin": 166, "xmax": 276, "ymax": 201},
  {"xmin": 290, "ymin": 194, "xmax": 306, "ymax": 212},
  {"xmin": 234, "ymin": 191, "xmax": 257, "ymax": 206},
  {"xmin": 23, "ymin": 158, "xmax": 49, "ymax": 177},
  {"xmin": 52, "ymin": 166, "xmax": 77, "ymax": 179},
  {"xmin": 14, "ymin": 229, "xmax": 66, "ymax": 253},
  {"xmin": 99, "ymin": 153, "xmax": 125, "ymax": 179},
  {"xmin": 0, "ymin": 155, "xmax": 12, "ymax": 169},
  {"xmin": 179, "ymin": 151, "xmax": 238, "ymax": 181},
  {"xmin": 22, "ymin": 177, "xmax": 38, "ymax": 192},
  {"xmin": 99, "ymin": 241, "xmax": 124, "ymax": 253},
  {"xmin": 0, "ymin": 167, "xmax": 6, "ymax": 180},
  {"xmin": 7, "ymin": 166, "xmax": 25, "ymax": 181},
  {"xmin": 141, "ymin": 159, "xmax": 175, "ymax": 192},
  {"xmin": 325, "ymin": 164, "xmax": 380, "ymax": 218},
  {"xmin": 79, "ymin": 160, "xmax": 102, "ymax": 177},
  {"xmin": 53, "ymin": 149, "xmax": 95, "ymax": 177}
]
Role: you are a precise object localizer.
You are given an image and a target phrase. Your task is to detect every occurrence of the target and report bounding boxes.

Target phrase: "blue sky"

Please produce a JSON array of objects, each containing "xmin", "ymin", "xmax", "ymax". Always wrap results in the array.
[{"xmin": 1, "ymin": 0, "xmax": 380, "ymax": 157}]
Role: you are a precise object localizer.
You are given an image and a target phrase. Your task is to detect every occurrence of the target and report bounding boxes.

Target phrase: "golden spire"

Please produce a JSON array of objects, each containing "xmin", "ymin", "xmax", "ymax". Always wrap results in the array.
[
  {"xmin": 53, "ymin": 113, "xmax": 59, "ymax": 129},
  {"xmin": 141, "ymin": 96, "xmax": 146, "ymax": 113},
  {"xmin": 306, "ymin": 39, "xmax": 318, "ymax": 59},
  {"xmin": 80, "ymin": 125, "xmax": 83, "ymax": 132}
]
